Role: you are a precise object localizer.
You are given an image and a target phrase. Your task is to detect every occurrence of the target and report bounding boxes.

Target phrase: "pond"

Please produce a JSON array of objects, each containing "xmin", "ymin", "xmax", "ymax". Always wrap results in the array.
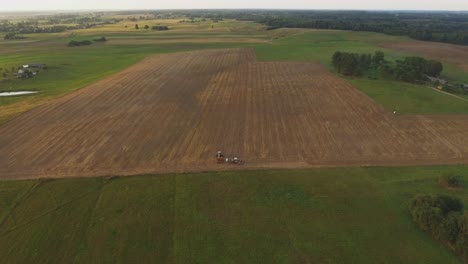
[{"xmin": 0, "ymin": 91, "xmax": 38, "ymax": 97}]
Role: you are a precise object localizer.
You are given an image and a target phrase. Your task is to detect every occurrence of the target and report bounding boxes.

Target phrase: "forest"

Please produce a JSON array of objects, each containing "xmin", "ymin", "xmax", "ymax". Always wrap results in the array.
[
  {"xmin": 155, "ymin": 10, "xmax": 468, "ymax": 45},
  {"xmin": 0, "ymin": 14, "xmax": 117, "ymax": 34},
  {"xmin": 2, "ymin": 10, "xmax": 468, "ymax": 45}
]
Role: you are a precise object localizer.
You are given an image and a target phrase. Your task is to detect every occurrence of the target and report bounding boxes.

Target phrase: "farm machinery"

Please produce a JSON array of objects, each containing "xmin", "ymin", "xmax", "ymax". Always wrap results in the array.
[{"xmin": 216, "ymin": 151, "xmax": 244, "ymax": 165}]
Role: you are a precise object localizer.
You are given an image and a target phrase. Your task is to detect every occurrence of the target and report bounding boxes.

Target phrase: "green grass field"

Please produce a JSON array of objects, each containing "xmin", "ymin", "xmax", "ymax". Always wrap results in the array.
[{"xmin": 0, "ymin": 167, "xmax": 466, "ymax": 263}]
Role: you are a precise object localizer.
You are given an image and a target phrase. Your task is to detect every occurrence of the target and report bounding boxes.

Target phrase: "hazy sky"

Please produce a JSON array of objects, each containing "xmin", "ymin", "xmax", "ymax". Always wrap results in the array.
[{"xmin": 3, "ymin": 0, "xmax": 468, "ymax": 11}]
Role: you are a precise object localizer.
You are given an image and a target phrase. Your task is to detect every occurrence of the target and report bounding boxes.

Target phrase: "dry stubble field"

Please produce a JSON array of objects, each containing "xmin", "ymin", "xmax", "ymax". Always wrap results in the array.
[
  {"xmin": 2, "ymin": 48, "xmax": 468, "ymax": 179},
  {"xmin": 380, "ymin": 40, "xmax": 468, "ymax": 71}
]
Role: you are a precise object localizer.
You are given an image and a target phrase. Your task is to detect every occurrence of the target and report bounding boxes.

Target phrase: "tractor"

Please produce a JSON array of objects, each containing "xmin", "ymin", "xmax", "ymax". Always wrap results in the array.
[
  {"xmin": 215, "ymin": 151, "xmax": 244, "ymax": 165},
  {"xmin": 216, "ymin": 151, "xmax": 225, "ymax": 163}
]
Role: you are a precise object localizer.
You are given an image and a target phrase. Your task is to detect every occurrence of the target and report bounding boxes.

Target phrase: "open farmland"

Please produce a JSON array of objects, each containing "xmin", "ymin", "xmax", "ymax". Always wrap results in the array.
[
  {"xmin": 2, "ymin": 48, "xmax": 468, "ymax": 179},
  {"xmin": 381, "ymin": 40, "xmax": 468, "ymax": 72},
  {"xmin": 0, "ymin": 167, "xmax": 463, "ymax": 263}
]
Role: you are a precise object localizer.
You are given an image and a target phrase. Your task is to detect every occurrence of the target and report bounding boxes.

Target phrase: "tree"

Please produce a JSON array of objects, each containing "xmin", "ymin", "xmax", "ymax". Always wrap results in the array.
[
  {"xmin": 358, "ymin": 53, "xmax": 372, "ymax": 72},
  {"xmin": 332, "ymin": 51, "xmax": 343, "ymax": 71},
  {"xmin": 440, "ymin": 212, "xmax": 462, "ymax": 243},
  {"xmin": 332, "ymin": 51, "xmax": 373, "ymax": 76},
  {"xmin": 4, "ymin": 32, "xmax": 17, "ymax": 40},
  {"xmin": 410, "ymin": 194, "xmax": 464, "ymax": 249},
  {"xmin": 434, "ymin": 194, "xmax": 464, "ymax": 215},
  {"xmin": 372, "ymin": 51, "xmax": 385, "ymax": 66},
  {"xmin": 135, "ymin": 24, "xmax": 139, "ymax": 30},
  {"xmin": 394, "ymin": 56, "xmax": 428, "ymax": 81},
  {"xmin": 456, "ymin": 213, "xmax": 468, "ymax": 258},
  {"xmin": 425, "ymin": 60, "xmax": 443, "ymax": 77},
  {"xmin": 144, "ymin": 25, "xmax": 149, "ymax": 29}
]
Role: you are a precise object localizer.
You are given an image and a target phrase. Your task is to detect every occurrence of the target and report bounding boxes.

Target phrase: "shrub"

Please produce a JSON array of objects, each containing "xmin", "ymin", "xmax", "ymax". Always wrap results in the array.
[
  {"xmin": 68, "ymin": 40, "xmax": 92, "ymax": 47},
  {"xmin": 3, "ymin": 32, "xmax": 24, "ymax": 40},
  {"xmin": 434, "ymin": 194, "xmax": 464, "ymax": 215},
  {"xmin": 93, "ymin": 36, "xmax": 107, "ymax": 42},
  {"xmin": 410, "ymin": 194, "xmax": 465, "ymax": 258},
  {"xmin": 456, "ymin": 213, "xmax": 468, "ymax": 258},
  {"xmin": 441, "ymin": 174, "xmax": 463, "ymax": 188},
  {"xmin": 410, "ymin": 200, "xmax": 443, "ymax": 232},
  {"xmin": 440, "ymin": 212, "xmax": 463, "ymax": 243},
  {"xmin": 151, "ymin": 25, "xmax": 169, "ymax": 31}
]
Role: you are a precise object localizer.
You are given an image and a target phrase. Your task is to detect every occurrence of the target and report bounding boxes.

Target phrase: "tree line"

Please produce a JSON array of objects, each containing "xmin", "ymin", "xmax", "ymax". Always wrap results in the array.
[
  {"xmin": 152, "ymin": 10, "xmax": 468, "ymax": 46},
  {"xmin": 0, "ymin": 14, "xmax": 117, "ymax": 34},
  {"xmin": 133, "ymin": 24, "xmax": 169, "ymax": 30},
  {"xmin": 3, "ymin": 32, "xmax": 25, "ymax": 40},
  {"xmin": 332, "ymin": 51, "xmax": 443, "ymax": 82},
  {"xmin": 6, "ymin": 10, "xmax": 468, "ymax": 46},
  {"xmin": 68, "ymin": 40, "xmax": 93, "ymax": 47},
  {"xmin": 67, "ymin": 36, "xmax": 108, "ymax": 46},
  {"xmin": 152, "ymin": 26, "xmax": 169, "ymax": 31},
  {"xmin": 332, "ymin": 51, "xmax": 384, "ymax": 76}
]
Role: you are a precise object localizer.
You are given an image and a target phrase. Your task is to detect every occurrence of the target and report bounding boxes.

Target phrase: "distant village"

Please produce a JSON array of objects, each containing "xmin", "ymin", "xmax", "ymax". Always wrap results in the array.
[{"xmin": 426, "ymin": 75, "xmax": 468, "ymax": 94}]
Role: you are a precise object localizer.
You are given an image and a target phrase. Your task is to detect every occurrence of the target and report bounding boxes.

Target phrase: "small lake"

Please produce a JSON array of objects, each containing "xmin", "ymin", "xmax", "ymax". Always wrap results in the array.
[{"xmin": 0, "ymin": 91, "xmax": 38, "ymax": 97}]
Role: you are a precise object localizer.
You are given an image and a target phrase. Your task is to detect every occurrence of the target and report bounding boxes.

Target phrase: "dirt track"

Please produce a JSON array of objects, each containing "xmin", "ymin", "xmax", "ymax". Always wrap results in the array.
[{"xmin": 2, "ymin": 48, "xmax": 468, "ymax": 179}]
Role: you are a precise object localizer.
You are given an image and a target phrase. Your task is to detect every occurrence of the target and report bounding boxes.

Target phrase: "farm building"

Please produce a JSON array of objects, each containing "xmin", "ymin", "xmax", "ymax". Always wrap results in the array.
[
  {"xmin": 22, "ymin": 63, "xmax": 47, "ymax": 69},
  {"xmin": 17, "ymin": 68, "xmax": 30, "ymax": 78},
  {"xmin": 426, "ymin": 76, "xmax": 448, "ymax": 86},
  {"xmin": 17, "ymin": 68, "xmax": 34, "ymax": 78}
]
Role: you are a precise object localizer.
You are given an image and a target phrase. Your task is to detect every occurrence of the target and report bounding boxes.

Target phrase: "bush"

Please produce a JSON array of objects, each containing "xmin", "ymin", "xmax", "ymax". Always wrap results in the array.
[
  {"xmin": 93, "ymin": 36, "xmax": 107, "ymax": 42},
  {"xmin": 410, "ymin": 200, "xmax": 444, "ymax": 232},
  {"xmin": 151, "ymin": 25, "xmax": 169, "ymax": 31},
  {"xmin": 68, "ymin": 40, "xmax": 92, "ymax": 47},
  {"xmin": 3, "ymin": 32, "xmax": 24, "ymax": 40},
  {"xmin": 456, "ymin": 213, "xmax": 468, "ymax": 258},
  {"xmin": 441, "ymin": 174, "xmax": 463, "ymax": 188},
  {"xmin": 410, "ymin": 194, "xmax": 465, "ymax": 258},
  {"xmin": 441, "ymin": 212, "xmax": 462, "ymax": 243}
]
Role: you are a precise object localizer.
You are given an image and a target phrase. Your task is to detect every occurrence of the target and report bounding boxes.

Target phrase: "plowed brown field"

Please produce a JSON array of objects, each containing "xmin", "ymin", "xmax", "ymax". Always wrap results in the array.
[
  {"xmin": 2, "ymin": 48, "xmax": 468, "ymax": 179},
  {"xmin": 380, "ymin": 40, "xmax": 468, "ymax": 71}
]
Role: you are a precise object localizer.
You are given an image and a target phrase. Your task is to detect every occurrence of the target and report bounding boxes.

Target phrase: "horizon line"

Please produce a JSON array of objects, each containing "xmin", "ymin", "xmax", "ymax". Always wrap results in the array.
[{"xmin": 1, "ymin": 8, "xmax": 468, "ymax": 13}]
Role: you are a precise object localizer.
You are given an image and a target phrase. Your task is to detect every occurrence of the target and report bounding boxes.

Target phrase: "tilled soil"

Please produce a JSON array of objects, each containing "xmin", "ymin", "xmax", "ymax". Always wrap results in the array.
[
  {"xmin": 380, "ymin": 40, "xmax": 468, "ymax": 71},
  {"xmin": 2, "ymin": 48, "xmax": 468, "ymax": 179}
]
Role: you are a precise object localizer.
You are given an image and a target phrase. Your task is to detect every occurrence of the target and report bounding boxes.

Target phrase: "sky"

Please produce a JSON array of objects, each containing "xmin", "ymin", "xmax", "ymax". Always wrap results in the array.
[{"xmin": 2, "ymin": 0, "xmax": 468, "ymax": 12}]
